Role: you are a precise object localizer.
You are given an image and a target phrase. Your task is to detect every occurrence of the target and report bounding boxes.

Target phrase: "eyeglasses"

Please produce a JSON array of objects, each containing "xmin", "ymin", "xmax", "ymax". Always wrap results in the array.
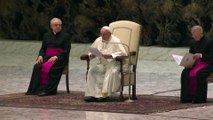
[
  {"xmin": 100, "ymin": 33, "xmax": 110, "ymax": 37},
  {"xmin": 52, "ymin": 24, "xmax": 62, "ymax": 27}
]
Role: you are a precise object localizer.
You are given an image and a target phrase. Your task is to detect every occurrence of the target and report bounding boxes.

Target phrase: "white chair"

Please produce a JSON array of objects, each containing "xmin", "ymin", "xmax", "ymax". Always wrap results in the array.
[{"xmin": 109, "ymin": 20, "xmax": 142, "ymax": 100}]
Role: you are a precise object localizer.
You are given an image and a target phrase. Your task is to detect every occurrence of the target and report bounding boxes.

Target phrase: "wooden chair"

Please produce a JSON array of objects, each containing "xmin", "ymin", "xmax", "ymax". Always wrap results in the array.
[
  {"xmin": 207, "ymin": 73, "xmax": 213, "ymax": 83},
  {"xmin": 62, "ymin": 64, "xmax": 70, "ymax": 93},
  {"xmin": 81, "ymin": 20, "xmax": 142, "ymax": 100}
]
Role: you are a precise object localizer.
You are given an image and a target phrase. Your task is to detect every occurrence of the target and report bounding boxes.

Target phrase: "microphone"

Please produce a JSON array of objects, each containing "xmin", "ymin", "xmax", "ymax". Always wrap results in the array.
[{"xmin": 108, "ymin": 41, "xmax": 129, "ymax": 57}]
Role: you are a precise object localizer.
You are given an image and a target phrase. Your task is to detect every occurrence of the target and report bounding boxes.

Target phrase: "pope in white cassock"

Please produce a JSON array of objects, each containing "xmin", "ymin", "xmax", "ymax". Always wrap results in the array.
[{"xmin": 84, "ymin": 26, "xmax": 127, "ymax": 102}]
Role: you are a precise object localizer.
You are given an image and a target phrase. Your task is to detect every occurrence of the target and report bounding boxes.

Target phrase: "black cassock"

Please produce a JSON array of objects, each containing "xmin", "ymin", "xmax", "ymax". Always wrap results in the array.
[
  {"xmin": 181, "ymin": 36, "xmax": 213, "ymax": 103},
  {"xmin": 26, "ymin": 31, "xmax": 71, "ymax": 95}
]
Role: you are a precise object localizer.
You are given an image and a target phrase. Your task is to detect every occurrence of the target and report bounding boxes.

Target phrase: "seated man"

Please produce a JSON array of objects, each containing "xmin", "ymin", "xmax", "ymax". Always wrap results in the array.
[
  {"xmin": 84, "ymin": 26, "xmax": 127, "ymax": 102},
  {"xmin": 181, "ymin": 25, "xmax": 213, "ymax": 103},
  {"xmin": 25, "ymin": 17, "xmax": 71, "ymax": 96}
]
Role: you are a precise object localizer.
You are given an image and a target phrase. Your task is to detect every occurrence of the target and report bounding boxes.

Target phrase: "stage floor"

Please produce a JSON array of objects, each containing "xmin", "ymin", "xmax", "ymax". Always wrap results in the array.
[{"xmin": 1, "ymin": 41, "xmax": 213, "ymax": 119}]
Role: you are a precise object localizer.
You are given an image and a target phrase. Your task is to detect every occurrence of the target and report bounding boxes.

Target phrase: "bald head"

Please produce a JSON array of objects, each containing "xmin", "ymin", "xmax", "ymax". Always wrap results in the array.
[{"xmin": 50, "ymin": 17, "xmax": 62, "ymax": 33}]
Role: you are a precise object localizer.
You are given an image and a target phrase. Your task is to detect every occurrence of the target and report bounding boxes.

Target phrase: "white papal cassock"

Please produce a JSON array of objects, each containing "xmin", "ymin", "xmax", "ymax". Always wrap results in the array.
[{"xmin": 85, "ymin": 35, "xmax": 127, "ymax": 98}]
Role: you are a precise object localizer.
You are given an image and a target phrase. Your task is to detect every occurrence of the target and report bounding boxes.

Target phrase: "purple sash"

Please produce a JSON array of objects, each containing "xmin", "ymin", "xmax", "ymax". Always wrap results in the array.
[
  {"xmin": 189, "ymin": 59, "xmax": 209, "ymax": 96},
  {"xmin": 41, "ymin": 48, "xmax": 63, "ymax": 84}
]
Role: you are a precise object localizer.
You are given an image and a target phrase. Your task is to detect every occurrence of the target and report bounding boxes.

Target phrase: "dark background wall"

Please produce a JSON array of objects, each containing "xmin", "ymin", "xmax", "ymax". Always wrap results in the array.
[{"xmin": 0, "ymin": 0, "xmax": 213, "ymax": 47}]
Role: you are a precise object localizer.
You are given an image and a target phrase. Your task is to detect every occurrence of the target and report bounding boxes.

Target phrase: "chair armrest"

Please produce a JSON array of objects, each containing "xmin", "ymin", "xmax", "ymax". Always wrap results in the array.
[
  {"xmin": 115, "ymin": 51, "xmax": 136, "ymax": 61},
  {"xmin": 129, "ymin": 51, "xmax": 136, "ymax": 56},
  {"xmin": 80, "ymin": 54, "xmax": 89, "ymax": 60},
  {"xmin": 207, "ymin": 73, "xmax": 213, "ymax": 83},
  {"xmin": 115, "ymin": 56, "xmax": 128, "ymax": 61}
]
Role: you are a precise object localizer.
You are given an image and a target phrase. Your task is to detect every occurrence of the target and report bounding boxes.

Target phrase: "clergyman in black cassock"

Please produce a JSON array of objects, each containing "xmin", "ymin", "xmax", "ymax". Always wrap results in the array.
[
  {"xmin": 181, "ymin": 25, "xmax": 213, "ymax": 103},
  {"xmin": 25, "ymin": 18, "xmax": 71, "ymax": 96}
]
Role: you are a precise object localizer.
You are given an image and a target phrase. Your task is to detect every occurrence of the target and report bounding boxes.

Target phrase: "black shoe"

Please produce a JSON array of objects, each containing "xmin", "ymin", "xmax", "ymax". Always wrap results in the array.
[
  {"xmin": 38, "ymin": 92, "xmax": 48, "ymax": 96},
  {"xmin": 98, "ymin": 97, "xmax": 110, "ymax": 102},
  {"xmin": 38, "ymin": 91, "xmax": 56, "ymax": 97},
  {"xmin": 180, "ymin": 98, "xmax": 192, "ymax": 103},
  {"xmin": 25, "ymin": 92, "xmax": 36, "ymax": 95},
  {"xmin": 180, "ymin": 100, "xmax": 192, "ymax": 103},
  {"xmin": 193, "ymin": 100, "xmax": 207, "ymax": 104},
  {"xmin": 84, "ymin": 96, "xmax": 98, "ymax": 102}
]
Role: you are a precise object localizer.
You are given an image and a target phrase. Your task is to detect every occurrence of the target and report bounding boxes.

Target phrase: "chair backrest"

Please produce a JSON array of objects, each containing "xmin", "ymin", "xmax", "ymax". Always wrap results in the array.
[{"xmin": 109, "ymin": 20, "xmax": 142, "ymax": 65}]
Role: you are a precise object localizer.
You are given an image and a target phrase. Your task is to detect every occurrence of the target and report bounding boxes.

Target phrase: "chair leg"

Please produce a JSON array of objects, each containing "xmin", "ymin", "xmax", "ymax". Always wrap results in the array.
[
  {"xmin": 132, "ymin": 85, "xmax": 137, "ymax": 100},
  {"xmin": 120, "ymin": 91, "xmax": 124, "ymax": 101},
  {"xmin": 66, "ymin": 73, "xmax": 70, "ymax": 93}
]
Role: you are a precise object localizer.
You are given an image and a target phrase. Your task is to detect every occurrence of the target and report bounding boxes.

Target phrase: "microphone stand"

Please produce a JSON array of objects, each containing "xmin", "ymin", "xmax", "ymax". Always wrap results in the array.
[{"xmin": 109, "ymin": 42, "xmax": 134, "ymax": 102}]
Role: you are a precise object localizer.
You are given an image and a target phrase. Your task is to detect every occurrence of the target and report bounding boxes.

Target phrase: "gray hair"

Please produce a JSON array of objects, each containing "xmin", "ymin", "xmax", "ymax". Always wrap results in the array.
[
  {"xmin": 191, "ymin": 25, "xmax": 203, "ymax": 33},
  {"xmin": 102, "ymin": 26, "xmax": 111, "ymax": 33},
  {"xmin": 50, "ymin": 17, "xmax": 62, "ymax": 25}
]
